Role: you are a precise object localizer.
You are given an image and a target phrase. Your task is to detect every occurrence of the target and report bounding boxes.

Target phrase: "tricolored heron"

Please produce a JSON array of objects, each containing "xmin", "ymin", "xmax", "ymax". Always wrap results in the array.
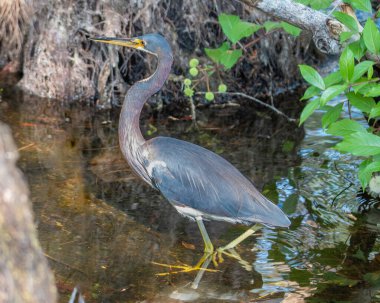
[{"xmin": 90, "ymin": 33, "xmax": 290, "ymax": 258}]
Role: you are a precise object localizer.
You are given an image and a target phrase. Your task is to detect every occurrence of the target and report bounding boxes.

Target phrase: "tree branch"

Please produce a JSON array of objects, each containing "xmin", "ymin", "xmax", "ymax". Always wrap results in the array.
[{"xmin": 242, "ymin": 0, "xmax": 344, "ymax": 55}]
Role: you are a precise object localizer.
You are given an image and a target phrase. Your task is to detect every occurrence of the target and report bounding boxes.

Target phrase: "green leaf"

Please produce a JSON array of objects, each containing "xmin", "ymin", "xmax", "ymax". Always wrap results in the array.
[
  {"xmin": 364, "ymin": 84, "xmax": 380, "ymax": 97},
  {"xmin": 349, "ymin": 0, "xmax": 372, "ymax": 12},
  {"xmin": 348, "ymin": 40, "xmax": 366, "ymax": 60},
  {"xmin": 353, "ymin": 80, "xmax": 374, "ymax": 94},
  {"xmin": 282, "ymin": 193, "xmax": 299, "ymax": 214},
  {"xmin": 299, "ymin": 98, "xmax": 320, "ymax": 125},
  {"xmin": 340, "ymin": 31, "xmax": 354, "ymax": 43},
  {"xmin": 320, "ymin": 84, "xmax": 347, "ymax": 105},
  {"xmin": 322, "ymin": 103, "xmax": 343, "ymax": 128},
  {"xmin": 295, "ymin": 0, "xmax": 310, "ymax": 4},
  {"xmin": 205, "ymin": 42, "xmax": 242, "ymax": 69},
  {"xmin": 369, "ymin": 103, "xmax": 380, "ymax": 119},
  {"xmin": 280, "ymin": 22, "xmax": 302, "ymax": 36},
  {"xmin": 299, "ymin": 65, "xmax": 325, "ymax": 90},
  {"xmin": 333, "ymin": 11, "xmax": 358, "ymax": 32},
  {"xmin": 218, "ymin": 14, "xmax": 262, "ymax": 44},
  {"xmin": 336, "ymin": 132, "xmax": 380, "ymax": 156},
  {"xmin": 362, "ymin": 18, "xmax": 380, "ymax": 54},
  {"xmin": 359, "ymin": 160, "xmax": 380, "ymax": 191},
  {"xmin": 301, "ymin": 86, "xmax": 321, "ymax": 101},
  {"xmin": 352, "ymin": 60, "xmax": 375, "ymax": 82},
  {"xmin": 368, "ymin": 65, "xmax": 374, "ymax": 79},
  {"xmin": 220, "ymin": 49, "xmax": 242, "ymax": 69},
  {"xmin": 347, "ymin": 92, "xmax": 375, "ymax": 114},
  {"xmin": 323, "ymin": 71, "xmax": 343, "ymax": 87},
  {"xmin": 358, "ymin": 159, "xmax": 372, "ymax": 189},
  {"xmin": 308, "ymin": 0, "xmax": 333, "ymax": 10},
  {"xmin": 263, "ymin": 21, "xmax": 282, "ymax": 32},
  {"xmin": 364, "ymin": 160, "xmax": 380, "ymax": 175},
  {"xmin": 364, "ymin": 271, "xmax": 380, "ymax": 286},
  {"xmin": 205, "ymin": 42, "xmax": 229, "ymax": 63},
  {"xmin": 327, "ymin": 119, "xmax": 367, "ymax": 137},
  {"xmin": 339, "ymin": 47, "xmax": 355, "ymax": 82}
]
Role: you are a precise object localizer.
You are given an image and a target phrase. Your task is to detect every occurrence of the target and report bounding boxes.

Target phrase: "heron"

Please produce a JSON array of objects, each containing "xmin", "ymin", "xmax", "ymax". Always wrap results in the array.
[{"xmin": 90, "ymin": 33, "xmax": 290, "ymax": 262}]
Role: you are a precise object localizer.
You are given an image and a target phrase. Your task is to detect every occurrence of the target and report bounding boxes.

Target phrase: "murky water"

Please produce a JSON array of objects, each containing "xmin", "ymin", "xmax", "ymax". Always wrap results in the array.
[{"xmin": 1, "ymin": 82, "xmax": 380, "ymax": 302}]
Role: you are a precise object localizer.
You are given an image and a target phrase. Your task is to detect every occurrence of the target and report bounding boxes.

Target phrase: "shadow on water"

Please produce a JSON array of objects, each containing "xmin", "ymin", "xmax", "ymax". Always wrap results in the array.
[{"xmin": 0, "ymin": 80, "xmax": 380, "ymax": 302}]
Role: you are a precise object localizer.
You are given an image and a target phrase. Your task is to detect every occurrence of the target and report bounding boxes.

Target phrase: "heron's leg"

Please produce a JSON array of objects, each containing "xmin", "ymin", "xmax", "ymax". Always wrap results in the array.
[
  {"xmin": 221, "ymin": 223, "xmax": 261, "ymax": 251},
  {"xmin": 213, "ymin": 224, "xmax": 261, "ymax": 266},
  {"xmin": 196, "ymin": 216, "xmax": 214, "ymax": 253},
  {"xmin": 191, "ymin": 253, "xmax": 212, "ymax": 289}
]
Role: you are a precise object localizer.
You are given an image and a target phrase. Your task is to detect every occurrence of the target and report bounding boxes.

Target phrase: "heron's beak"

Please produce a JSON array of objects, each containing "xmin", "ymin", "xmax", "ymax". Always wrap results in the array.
[{"xmin": 89, "ymin": 36, "xmax": 145, "ymax": 50}]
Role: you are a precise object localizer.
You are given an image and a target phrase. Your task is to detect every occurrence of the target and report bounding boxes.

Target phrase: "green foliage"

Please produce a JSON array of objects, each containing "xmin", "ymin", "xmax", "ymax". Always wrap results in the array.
[
  {"xmin": 280, "ymin": 22, "xmax": 302, "ymax": 36},
  {"xmin": 327, "ymin": 119, "xmax": 367, "ymax": 137},
  {"xmin": 182, "ymin": 12, "xmax": 302, "ymax": 106},
  {"xmin": 205, "ymin": 43, "xmax": 242, "ymax": 69},
  {"xmin": 299, "ymin": 98, "xmax": 320, "ymax": 125},
  {"xmin": 299, "ymin": 12, "xmax": 380, "ymax": 190},
  {"xmin": 362, "ymin": 19, "xmax": 380, "ymax": 54},
  {"xmin": 322, "ymin": 103, "xmax": 343, "ymax": 128},
  {"xmin": 339, "ymin": 47, "xmax": 355, "ymax": 82},
  {"xmin": 296, "ymin": 0, "xmax": 333, "ymax": 10},
  {"xmin": 333, "ymin": 11, "xmax": 358, "ymax": 33},
  {"xmin": 299, "ymin": 65, "xmax": 325, "ymax": 90},
  {"xmin": 204, "ymin": 14, "xmax": 301, "ymax": 70},
  {"xmin": 282, "ymin": 193, "xmax": 299, "ymax": 214},
  {"xmin": 344, "ymin": 0, "xmax": 372, "ymax": 12},
  {"xmin": 218, "ymin": 14, "xmax": 261, "ymax": 44}
]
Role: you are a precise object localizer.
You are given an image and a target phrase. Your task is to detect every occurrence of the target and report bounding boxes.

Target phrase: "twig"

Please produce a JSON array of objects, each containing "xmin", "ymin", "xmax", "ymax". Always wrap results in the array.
[{"xmin": 196, "ymin": 91, "xmax": 297, "ymax": 122}]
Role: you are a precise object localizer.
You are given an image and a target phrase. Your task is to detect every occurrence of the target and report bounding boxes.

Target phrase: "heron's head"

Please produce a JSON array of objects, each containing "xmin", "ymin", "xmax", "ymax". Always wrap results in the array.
[{"xmin": 89, "ymin": 33, "xmax": 172, "ymax": 58}]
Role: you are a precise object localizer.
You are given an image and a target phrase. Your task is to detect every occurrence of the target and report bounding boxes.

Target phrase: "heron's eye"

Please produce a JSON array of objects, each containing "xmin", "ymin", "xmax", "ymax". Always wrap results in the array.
[{"xmin": 133, "ymin": 39, "xmax": 145, "ymax": 49}]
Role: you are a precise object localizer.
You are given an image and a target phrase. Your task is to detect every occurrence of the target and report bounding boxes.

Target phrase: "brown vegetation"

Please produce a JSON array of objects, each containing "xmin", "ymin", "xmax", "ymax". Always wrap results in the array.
[{"xmin": 1, "ymin": 0, "xmax": 315, "ymax": 109}]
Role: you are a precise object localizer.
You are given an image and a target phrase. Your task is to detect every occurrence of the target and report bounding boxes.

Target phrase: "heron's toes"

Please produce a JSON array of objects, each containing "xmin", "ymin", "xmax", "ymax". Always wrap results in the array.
[{"xmin": 152, "ymin": 259, "xmax": 218, "ymax": 276}]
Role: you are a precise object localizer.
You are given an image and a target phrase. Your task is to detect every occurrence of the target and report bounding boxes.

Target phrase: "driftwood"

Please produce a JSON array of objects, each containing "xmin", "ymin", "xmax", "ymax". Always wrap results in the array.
[{"xmin": 0, "ymin": 122, "xmax": 57, "ymax": 303}]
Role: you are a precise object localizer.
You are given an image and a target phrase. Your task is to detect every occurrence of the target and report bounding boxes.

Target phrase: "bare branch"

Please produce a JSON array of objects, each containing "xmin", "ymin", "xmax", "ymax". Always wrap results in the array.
[
  {"xmin": 196, "ymin": 92, "xmax": 297, "ymax": 122},
  {"xmin": 243, "ymin": 0, "xmax": 344, "ymax": 55}
]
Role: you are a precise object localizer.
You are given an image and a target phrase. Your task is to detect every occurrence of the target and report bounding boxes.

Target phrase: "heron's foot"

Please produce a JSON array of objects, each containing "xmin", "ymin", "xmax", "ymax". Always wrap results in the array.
[
  {"xmin": 212, "ymin": 247, "xmax": 253, "ymax": 271},
  {"xmin": 204, "ymin": 242, "xmax": 214, "ymax": 254},
  {"xmin": 152, "ymin": 253, "xmax": 219, "ymax": 276}
]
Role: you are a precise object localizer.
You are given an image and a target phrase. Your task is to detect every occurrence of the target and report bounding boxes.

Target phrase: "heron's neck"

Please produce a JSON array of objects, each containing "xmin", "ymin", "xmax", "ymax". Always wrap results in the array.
[{"xmin": 119, "ymin": 52, "xmax": 173, "ymax": 172}]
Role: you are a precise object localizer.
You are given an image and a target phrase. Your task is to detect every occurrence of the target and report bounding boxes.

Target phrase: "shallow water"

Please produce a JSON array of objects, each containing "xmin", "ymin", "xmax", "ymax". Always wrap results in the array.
[{"xmin": 1, "ymin": 84, "xmax": 380, "ymax": 302}]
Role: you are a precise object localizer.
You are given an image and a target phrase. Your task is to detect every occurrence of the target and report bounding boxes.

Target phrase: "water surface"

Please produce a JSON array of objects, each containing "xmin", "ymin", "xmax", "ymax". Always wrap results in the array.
[{"xmin": 0, "ymin": 84, "xmax": 379, "ymax": 302}]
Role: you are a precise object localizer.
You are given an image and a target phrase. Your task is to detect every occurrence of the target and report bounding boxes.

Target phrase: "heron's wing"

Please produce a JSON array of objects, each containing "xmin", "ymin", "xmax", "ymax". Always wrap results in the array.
[{"xmin": 142, "ymin": 137, "xmax": 290, "ymax": 227}]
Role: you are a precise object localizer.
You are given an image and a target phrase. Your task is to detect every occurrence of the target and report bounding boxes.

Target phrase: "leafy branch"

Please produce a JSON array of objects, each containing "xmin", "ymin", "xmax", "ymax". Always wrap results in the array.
[{"xmin": 299, "ymin": 0, "xmax": 380, "ymax": 190}]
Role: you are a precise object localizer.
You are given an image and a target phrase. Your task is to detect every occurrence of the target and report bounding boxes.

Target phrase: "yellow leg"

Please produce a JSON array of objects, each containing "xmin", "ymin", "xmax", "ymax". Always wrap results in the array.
[
  {"xmin": 222, "ymin": 223, "xmax": 261, "ymax": 250},
  {"xmin": 213, "ymin": 224, "xmax": 261, "ymax": 266},
  {"xmin": 196, "ymin": 216, "xmax": 214, "ymax": 253}
]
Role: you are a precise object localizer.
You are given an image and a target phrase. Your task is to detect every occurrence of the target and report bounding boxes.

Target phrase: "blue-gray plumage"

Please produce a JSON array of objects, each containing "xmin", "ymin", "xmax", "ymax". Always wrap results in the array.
[
  {"xmin": 144, "ymin": 137, "xmax": 290, "ymax": 227},
  {"xmin": 90, "ymin": 33, "xmax": 290, "ymax": 253}
]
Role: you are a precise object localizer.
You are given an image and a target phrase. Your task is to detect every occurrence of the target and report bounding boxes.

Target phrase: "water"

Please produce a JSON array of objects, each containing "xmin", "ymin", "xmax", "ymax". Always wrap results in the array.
[{"xmin": 1, "ymin": 83, "xmax": 380, "ymax": 302}]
